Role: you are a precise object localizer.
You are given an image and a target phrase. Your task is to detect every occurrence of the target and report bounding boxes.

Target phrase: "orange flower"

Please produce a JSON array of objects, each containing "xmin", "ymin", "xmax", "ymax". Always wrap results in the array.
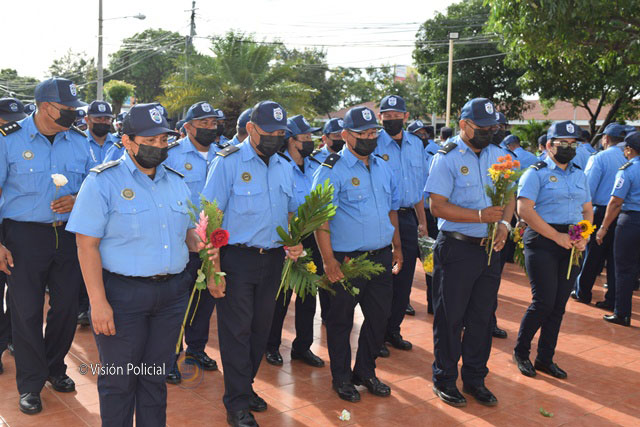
[
  {"xmin": 504, "ymin": 154, "xmax": 512, "ymax": 162},
  {"xmin": 513, "ymin": 160, "xmax": 521, "ymax": 169},
  {"xmin": 497, "ymin": 156, "xmax": 506, "ymax": 163}
]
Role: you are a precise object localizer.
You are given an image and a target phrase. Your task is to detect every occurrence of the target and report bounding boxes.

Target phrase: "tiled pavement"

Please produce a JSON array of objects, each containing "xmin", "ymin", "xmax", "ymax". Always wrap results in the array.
[{"xmin": 0, "ymin": 264, "xmax": 638, "ymax": 426}]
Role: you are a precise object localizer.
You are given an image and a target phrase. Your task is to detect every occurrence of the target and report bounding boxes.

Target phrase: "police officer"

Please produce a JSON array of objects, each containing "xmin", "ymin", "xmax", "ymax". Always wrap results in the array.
[
  {"xmin": 67, "ymin": 103, "xmax": 196, "ymax": 426},
  {"xmin": 0, "ymin": 78, "xmax": 93, "ymax": 414},
  {"xmin": 573, "ymin": 128, "xmax": 596, "ymax": 169},
  {"xmin": 439, "ymin": 126, "xmax": 454, "ymax": 144},
  {"xmin": 409, "ymin": 120, "xmax": 440, "ymax": 154},
  {"xmin": 538, "ymin": 133, "xmax": 548, "ymax": 160},
  {"xmin": 164, "ymin": 101, "xmax": 221, "ymax": 384},
  {"xmin": 0, "ymin": 97, "xmax": 27, "ymax": 125},
  {"xmin": 113, "ymin": 112, "xmax": 126, "ymax": 137},
  {"xmin": 214, "ymin": 108, "xmax": 229, "ymax": 145},
  {"xmin": 201, "ymin": 101, "xmax": 303, "ymax": 427},
  {"xmin": 596, "ymin": 131, "xmax": 640, "ymax": 326},
  {"xmin": 374, "ymin": 95, "xmax": 428, "ymax": 357},
  {"xmin": 229, "ymin": 108, "xmax": 252, "ymax": 146},
  {"xmin": 85, "ymin": 101, "xmax": 119, "ymax": 163},
  {"xmin": 23, "ymin": 103, "xmax": 36, "ymax": 116},
  {"xmin": 426, "ymin": 98, "xmax": 514, "ymax": 407},
  {"xmin": 502, "ymin": 135, "xmax": 538, "ymax": 169},
  {"xmin": 572, "ymin": 123, "xmax": 627, "ymax": 308},
  {"xmin": 493, "ymin": 112, "xmax": 509, "ymax": 146},
  {"xmin": 75, "ymin": 109, "xmax": 88, "ymax": 132},
  {"xmin": 513, "ymin": 120, "xmax": 592, "ymax": 380},
  {"xmin": 311, "ymin": 105, "xmax": 402, "ymax": 402},
  {"xmin": 265, "ymin": 114, "xmax": 325, "ymax": 368}
]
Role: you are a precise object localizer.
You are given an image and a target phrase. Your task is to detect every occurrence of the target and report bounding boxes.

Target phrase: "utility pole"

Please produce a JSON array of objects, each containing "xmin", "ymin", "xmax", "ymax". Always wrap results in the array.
[
  {"xmin": 183, "ymin": 1, "xmax": 196, "ymax": 116},
  {"xmin": 445, "ymin": 32, "xmax": 459, "ymax": 127},
  {"xmin": 97, "ymin": 0, "xmax": 104, "ymax": 100}
]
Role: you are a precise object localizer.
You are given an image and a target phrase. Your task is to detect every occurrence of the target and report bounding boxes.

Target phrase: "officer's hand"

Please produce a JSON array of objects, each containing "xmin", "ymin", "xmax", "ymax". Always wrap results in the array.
[
  {"xmin": 479, "ymin": 206, "xmax": 504, "ymax": 223},
  {"xmin": 418, "ymin": 222, "xmax": 428, "ymax": 238},
  {"xmin": 51, "ymin": 195, "xmax": 76, "ymax": 214},
  {"xmin": 493, "ymin": 224, "xmax": 509, "ymax": 252},
  {"xmin": 285, "ymin": 243, "xmax": 304, "ymax": 261},
  {"xmin": 553, "ymin": 232, "xmax": 573, "ymax": 250},
  {"xmin": 91, "ymin": 300, "xmax": 116, "ymax": 336},
  {"xmin": 516, "ymin": 219, "xmax": 527, "ymax": 229},
  {"xmin": 208, "ymin": 274, "xmax": 226, "ymax": 298},
  {"xmin": 324, "ymin": 257, "xmax": 344, "ymax": 283},
  {"xmin": 595, "ymin": 227, "xmax": 607, "ymax": 245},
  {"xmin": 392, "ymin": 248, "xmax": 403, "ymax": 275},
  {"xmin": 574, "ymin": 237, "xmax": 588, "ymax": 252},
  {"xmin": 0, "ymin": 244, "xmax": 14, "ymax": 275}
]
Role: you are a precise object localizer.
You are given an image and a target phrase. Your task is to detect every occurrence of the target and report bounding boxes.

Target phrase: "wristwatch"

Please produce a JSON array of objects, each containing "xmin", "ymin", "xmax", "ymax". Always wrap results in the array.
[{"xmin": 498, "ymin": 220, "xmax": 512, "ymax": 233}]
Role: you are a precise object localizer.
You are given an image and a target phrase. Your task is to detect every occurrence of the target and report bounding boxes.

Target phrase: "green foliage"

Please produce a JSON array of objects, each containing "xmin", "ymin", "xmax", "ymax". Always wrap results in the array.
[
  {"xmin": 104, "ymin": 80, "xmax": 135, "ymax": 117},
  {"xmin": 48, "ymin": 50, "xmax": 97, "ymax": 102},
  {"xmin": 0, "ymin": 69, "xmax": 38, "ymax": 100},
  {"xmin": 539, "ymin": 408, "xmax": 554, "ymax": 418},
  {"xmin": 511, "ymin": 120, "xmax": 552, "ymax": 151},
  {"xmin": 319, "ymin": 253, "xmax": 387, "ymax": 297},
  {"xmin": 284, "ymin": 250, "xmax": 324, "ymax": 301},
  {"xmin": 413, "ymin": 0, "xmax": 527, "ymax": 120}
]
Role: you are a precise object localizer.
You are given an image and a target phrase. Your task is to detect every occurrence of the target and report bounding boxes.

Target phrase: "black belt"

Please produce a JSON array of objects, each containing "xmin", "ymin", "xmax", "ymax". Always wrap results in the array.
[
  {"xmin": 442, "ymin": 231, "xmax": 487, "ymax": 246},
  {"xmin": 548, "ymin": 224, "xmax": 570, "ymax": 233},
  {"xmin": 230, "ymin": 244, "xmax": 282, "ymax": 255},
  {"xmin": 4, "ymin": 218, "xmax": 67, "ymax": 228},
  {"xmin": 106, "ymin": 270, "xmax": 179, "ymax": 283},
  {"xmin": 398, "ymin": 207, "xmax": 413, "ymax": 213},
  {"xmin": 366, "ymin": 245, "xmax": 392, "ymax": 256}
]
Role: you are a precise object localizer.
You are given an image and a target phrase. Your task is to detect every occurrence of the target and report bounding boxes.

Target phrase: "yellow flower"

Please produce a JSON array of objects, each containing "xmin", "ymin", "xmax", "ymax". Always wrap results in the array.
[
  {"xmin": 488, "ymin": 168, "xmax": 501, "ymax": 182},
  {"xmin": 305, "ymin": 262, "xmax": 317, "ymax": 274},
  {"xmin": 423, "ymin": 253, "xmax": 434, "ymax": 274},
  {"xmin": 577, "ymin": 220, "xmax": 597, "ymax": 239}
]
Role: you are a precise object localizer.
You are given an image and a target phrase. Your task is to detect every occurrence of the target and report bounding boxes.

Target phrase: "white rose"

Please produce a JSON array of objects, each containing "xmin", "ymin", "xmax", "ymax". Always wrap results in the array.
[{"xmin": 51, "ymin": 174, "xmax": 68, "ymax": 187}]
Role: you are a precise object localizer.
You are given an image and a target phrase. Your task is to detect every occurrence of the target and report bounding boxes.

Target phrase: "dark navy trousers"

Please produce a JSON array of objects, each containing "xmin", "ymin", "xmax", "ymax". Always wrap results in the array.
[
  {"xmin": 183, "ymin": 252, "xmax": 216, "ymax": 353},
  {"xmin": 3, "ymin": 219, "xmax": 81, "ymax": 393},
  {"xmin": 93, "ymin": 270, "xmax": 189, "ymax": 427},
  {"xmin": 424, "ymin": 208, "xmax": 438, "ymax": 311},
  {"xmin": 432, "ymin": 232, "xmax": 501, "ymax": 388},
  {"xmin": 515, "ymin": 228, "xmax": 577, "ymax": 364},
  {"xmin": 0, "ymin": 273, "xmax": 10, "ymax": 353},
  {"xmin": 613, "ymin": 211, "xmax": 640, "ymax": 317}
]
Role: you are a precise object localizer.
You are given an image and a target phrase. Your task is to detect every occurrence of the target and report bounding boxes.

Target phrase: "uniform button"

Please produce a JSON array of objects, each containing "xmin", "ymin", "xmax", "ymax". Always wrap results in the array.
[
  {"xmin": 164, "ymin": 245, "xmax": 168, "ymax": 249},
  {"xmin": 162, "ymin": 224, "xmax": 167, "ymax": 228},
  {"xmin": 248, "ymin": 191, "xmax": 251, "ymax": 195},
  {"xmin": 30, "ymin": 168, "xmax": 33, "ymax": 172},
  {"xmin": 133, "ymin": 208, "xmax": 136, "ymax": 213},
  {"xmin": 158, "ymin": 204, "xmax": 163, "ymax": 208}
]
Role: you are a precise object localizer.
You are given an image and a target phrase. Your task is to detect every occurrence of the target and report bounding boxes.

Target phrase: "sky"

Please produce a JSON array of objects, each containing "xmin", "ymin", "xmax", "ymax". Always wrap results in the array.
[{"xmin": 0, "ymin": 0, "xmax": 458, "ymax": 81}]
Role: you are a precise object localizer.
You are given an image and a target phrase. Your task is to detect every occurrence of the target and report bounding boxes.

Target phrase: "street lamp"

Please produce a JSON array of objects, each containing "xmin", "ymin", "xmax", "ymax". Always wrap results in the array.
[
  {"xmin": 96, "ymin": 0, "xmax": 146, "ymax": 100},
  {"xmin": 445, "ymin": 32, "xmax": 459, "ymax": 127}
]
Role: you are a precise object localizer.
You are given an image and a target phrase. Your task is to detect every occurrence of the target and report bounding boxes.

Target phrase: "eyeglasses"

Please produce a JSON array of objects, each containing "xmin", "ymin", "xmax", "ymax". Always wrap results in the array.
[{"xmin": 553, "ymin": 141, "xmax": 579, "ymax": 148}]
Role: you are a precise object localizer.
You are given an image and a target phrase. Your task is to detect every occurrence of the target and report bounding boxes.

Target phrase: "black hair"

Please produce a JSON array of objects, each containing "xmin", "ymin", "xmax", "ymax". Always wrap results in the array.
[{"xmin": 440, "ymin": 127, "xmax": 453, "ymax": 140}]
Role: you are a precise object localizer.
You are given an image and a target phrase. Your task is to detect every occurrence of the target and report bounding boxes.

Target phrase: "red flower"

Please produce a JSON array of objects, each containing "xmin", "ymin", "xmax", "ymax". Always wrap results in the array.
[{"xmin": 209, "ymin": 228, "xmax": 230, "ymax": 248}]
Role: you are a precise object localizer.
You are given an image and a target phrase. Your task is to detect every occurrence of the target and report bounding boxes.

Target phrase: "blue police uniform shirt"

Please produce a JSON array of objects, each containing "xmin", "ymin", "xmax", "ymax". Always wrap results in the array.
[
  {"xmin": 201, "ymin": 138, "xmax": 297, "ymax": 249},
  {"xmin": 538, "ymin": 150, "xmax": 547, "ymax": 161},
  {"xmin": 584, "ymin": 144, "xmax": 627, "ymax": 206},
  {"xmin": 164, "ymin": 136, "xmax": 218, "ymax": 207},
  {"xmin": 574, "ymin": 142, "xmax": 596, "ymax": 170},
  {"xmin": 103, "ymin": 141, "xmax": 125, "ymax": 162},
  {"xmin": 423, "ymin": 149, "xmax": 435, "ymax": 208},
  {"xmin": 219, "ymin": 135, "xmax": 229, "ymax": 145},
  {"xmin": 313, "ymin": 146, "xmax": 331, "ymax": 164},
  {"xmin": 229, "ymin": 135, "xmax": 243, "ymax": 146},
  {"xmin": 374, "ymin": 129, "xmax": 428, "ymax": 208},
  {"xmin": 612, "ymin": 156, "xmax": 640, "ymax": 212},
  {"xmin": 311, "ymin": 146, "xmax": 400, "ymax": 252},
  {"xmin": 88, "ymin": 131, "xmax": 119, "ymax": 163},
  {"xmin": 282, "ymin": 150, "xmax": 318, "ymax": 207},
  {"xmin": 518, "ymin": 156, "xmax": 591, "ymax": 225},
  {"xmin": 0, "ymin": 115, "xmax": 95, "ymax": 223},
  {"xmin": 66, "ymin": 153, "xmax": 192, "ymax": 276},
  {"xmin": 513, "ymin": 146, "xmax": 539, "ymax": 169},
  {"xmin": 425, "ymin": 136, "xmax": 507, "ymax": 238},
  {"xmin": 425, "ymin": 139, "xmax": 440, "ymax": 156}
]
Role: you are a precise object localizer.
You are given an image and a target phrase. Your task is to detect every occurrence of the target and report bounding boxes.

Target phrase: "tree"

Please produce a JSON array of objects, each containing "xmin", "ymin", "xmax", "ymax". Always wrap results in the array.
[
  {"xmin": 511, "ymin": 120, "xmax": 552, "ymax": 151},
  {"xmin": 413, "ymin": 0, "xmax": 527, "ymax": 120},
  {"xmin": 487, "ymin": 0, "xmax": 640, "ymax": 139},
  {"xmin": 109, "ymin": 29, "xmax": 185, "ymax": 103},
  {"xmin": 0, "ymin": 69, "xmax": 39, "ymax": 101},
  {"xmin": 49, "ymin": 50, "xmax": 97, "ymax": 102},
  {"xmin": 104, "ymin": 80, "xmax": 135, "ymax": 117}
]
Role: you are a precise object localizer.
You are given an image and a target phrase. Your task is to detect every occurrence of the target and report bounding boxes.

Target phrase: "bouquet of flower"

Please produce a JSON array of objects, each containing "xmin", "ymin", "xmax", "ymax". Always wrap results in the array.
[
  {"xmin": 176, "ymin": 197, "xmax": 229, "ymax": 354},
  {"xmin": 317, "ymin": 253, "xmax": 386, "ymax": 296},
  {"xmin": 51, "ymin": 174, "xmax": 68, "ymax": 249},
  {"xmin": 512, "ymin": 223, "xmax": 526, "ymax": 274},
  {"xmin": 567, "ymin": 220, "xmax": 596, "ymax": 279},
  {"xmin": 485, "ymin": 155, "xmax": 523, "ymax": 264},
  {"xmin": 276, "ymin": 179, "xmax": 337, "ymax": 301},
  {"xmin": 418, "ymin": 235, "xmax": 436, "ymax": 276}
]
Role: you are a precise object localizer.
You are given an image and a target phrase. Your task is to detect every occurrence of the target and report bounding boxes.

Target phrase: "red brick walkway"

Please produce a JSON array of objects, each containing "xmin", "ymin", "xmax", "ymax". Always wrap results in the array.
[{"xmin": 0, "ymin": 264, "xmax": 638, "ymax": 426}]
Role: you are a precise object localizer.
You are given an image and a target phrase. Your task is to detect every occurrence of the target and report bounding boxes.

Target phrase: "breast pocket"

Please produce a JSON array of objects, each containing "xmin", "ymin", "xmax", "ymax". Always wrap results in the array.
[
  {"xmin": 14, "ymin": 161, "xmax": 46, "ymax": 194},
  {"xmin": 63, "ymin": 160, "xmax": 86, "ymax": 192},
  {"xmin": 452, "ymin": 174, "xmax": 481, "ymax": 205},
  {"xmin": 111, "ymin": 201, "xmax": 150, "ymax": 239},
  {"xmin": 570, "ymin": 181, "xmax": 587, "ymax": 203},
  {"xmin": 169, "ymin": 200, "xmax": 191, "ymax": 237},
  {"xmin": 231, "ymin": 184, "xmax": 264, "ymax": 215},
  {"xmin": 346, "ymin": 187, "xmax": 371, "ymax": 216}
]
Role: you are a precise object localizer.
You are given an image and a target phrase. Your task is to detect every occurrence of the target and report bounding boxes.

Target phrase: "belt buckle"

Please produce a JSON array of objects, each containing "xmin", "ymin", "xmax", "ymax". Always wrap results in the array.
[{"xmin": 479, "ymin": 237, "xmax": 488, "ymax": 247}]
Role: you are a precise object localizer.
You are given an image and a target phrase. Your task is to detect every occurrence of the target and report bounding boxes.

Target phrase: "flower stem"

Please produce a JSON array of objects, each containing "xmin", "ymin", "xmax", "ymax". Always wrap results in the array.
[
  {"xmin": 487, "ymin": 223, "xmax": 497, "ymax": 265},
  {"xmin": 277, "ymin": 259, "xmax": 293, "ymax": 301},
  {"xmin": 567, "ymin": 247, "xmax": 575, "ymax": 280},
  {"xmin": 176, "ymin": 284, "xmax": 197, "ymax": 355}
]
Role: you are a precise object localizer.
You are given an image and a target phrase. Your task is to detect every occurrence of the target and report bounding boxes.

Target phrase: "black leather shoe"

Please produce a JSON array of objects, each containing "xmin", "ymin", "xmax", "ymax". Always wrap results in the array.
[
  {"xmin": 166, "ymin": 362, "xmax": 182, "ymax": 384},
  {"xmin": 186, "ymin": 350, "xmax": 218, "ymax": 371},
  {"xmin": 291, "ymin": 349, "xmax": 324, "ymax": 368},
  {"xmin": 333, "ymin": 381, "xmax": 360, "ymax": 402},
  {"xmin": 378, "ymin": 344, "xmax": 390, "ymax": 358},
  {"xmin": 265, "ymin": 350, "xmax": 283, "ymax": 366},
  {"xmin": 19, "ymin": 392, "xmax": 42, "ymax": 415},
  {"xmin": 595, "ymin": 300, "xmax": 615, "ymax": 310},
  {"xmin": 7, "ymin": 342, "xmax": 14, "ymax": 356},
  {"xmin": 432, "ymin": 384, "xmax": 466, "ymax": 407},
  {"xmin": 534, "ymin": 360, "xmax": 567, "ymax": 379},
  {"xmin": 77, "ymin": 311, "xmax": 90, "ymax": 326},
  {"xmin": 249, "ymin": 391, "xmax": 267, "ymax": 412},
  {"xmin": 352, "ymin": 374, "xmax": 391, "ymax": 397},
  {"xmin": 603, "ymin": 313, "xmax": 631, "ymax": 326},
  {"xmin": 463, "ymin": 384, "xmax": 498, "ymax": 406},
  {"xmin": 492, "ymin": 326, "xmax": 508, "ymax": 339},
  {"xmin": 513, "ymin": 352, "xmax": 536, "ymax": 377},
  {"xmin": 385, "ymin": 333, "xmax": 412, "ymax": 350},
  {"xmin": 570, "ymin": 290, "xmax": 590, "ymax": 305},
  {"xmin": 226, "ymin": 409, "xmax": 258, "ymax": 427},
  {"xmin": 405, "ymin": 304, "xmax": 416, "ymax": 316},
  {"xmin": 48, "ymin": 374, "xmax": 75, "ymax": 392}
]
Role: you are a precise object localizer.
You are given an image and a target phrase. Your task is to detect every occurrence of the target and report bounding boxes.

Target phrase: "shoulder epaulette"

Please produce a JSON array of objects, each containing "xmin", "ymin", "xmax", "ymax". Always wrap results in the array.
[
  {"xmin": 217, "ymin": 141, "xmax": 231, "ymax": 150},
  {"xmin": 216, "ymin": 144, "xmax": 240, "ymax": 157},
  {"xmin": 426, "ymin": 149, "xmax": 437, "ymax": 156},
  {"xmin": 69, "ymin": 126, "xmax": 86, "ymax": 138},
  {"xmin": 438, "ymin": 142, "xmax": 457, "ymax": 155},
  {"xmin": 167, "ymin": 141, "xmax": 180, "ymax": 150},
  {"xmin": 308, "ymin": 155, "xmax": 321, "ymax": 165},
  {"xmin": 163, "ymin": 164, "xmax": 184, "ymax": 178},
  {"xmin": 572, "ymin": 163, "xmax": 582, "ymax": 170},
  {"xmin": 321, "ymin": 153, "xmax": 341, "ymax": 169},
  {"xmin": 277, "ymin": 152, "xmax": 291, "ymax": 162},
  {"xmin": 90, "ymin": 160, "xmax": 121, "ymax": 174},
  {"xmin": 531, "ymin": 161, "xmax": 548, "ymax": 171},
  {"xmin": 506, "ymin": 149, "xmax": 518, "ymax": 158},
  {"xmin": 374, "ymin": 154, "xmax": 387, "ymax": 161},
  {"xmin": 311, "ymin": 148, "xmax": 322, "ymax": 157},
  {"xmin": 590, "ymin": 151, "xmax": 598, "ymax": 156},
  {"xmin": 0, "ymin": 121, "xmax": 21, "ymax": 137},
  {"xmin": 113, "ymin": 141, "xmax": 123, "ymax": 149},
  {"xmin": 620, "ymin": 161, "xmax": 633, "ymax": 170}
]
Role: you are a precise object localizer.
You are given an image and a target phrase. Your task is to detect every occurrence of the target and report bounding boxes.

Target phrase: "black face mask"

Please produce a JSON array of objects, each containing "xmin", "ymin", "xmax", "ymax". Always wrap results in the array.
[
  {"xmin": 194, "ymin": 128, "xmax": 218, "ymax": 146},
  {"xmin": 298, "ymin": 140, "xmax": 314, "ymax": 158},
  {"xmin": 419, "ymin": 136, "xmax": 429, "ymax": 148},
  {"xmin": 216, "ymin": 124, "xmax": 225, "ymax": 137},
  {"xmin": 383, "ymin": 119, "xmax": 404, "ymax": 136},
  {"xmin": 554, "ymin": 146, "xmax": 577, "ymax": 164},
  {"xmin": 330, "ymin": 139, "xmax": 345, "ymax": 152},
  {"xmin": 49, "ymin": 106, "xmax": 77, "ymax": 129},
  {"xmin": 468, "ymin": 127, "xmax": 495, "ymax": 150},
  {"xmin": 256, "ymin": 134, "xmax": 285, "ymax": 157},
  {"xmin": 491, "ymin": 129, "xmax": 506, "ymax": 146},
  {"xmin": 92, "ymin": 123, "xmax": 111, "ymax": 137},
  {"xmin": 353, "ymin": 137, "xmax": 378, "ymax": 156},
  {"xmin": 133, "ymin": 142, "xmax": 168, "ymax": 168}
]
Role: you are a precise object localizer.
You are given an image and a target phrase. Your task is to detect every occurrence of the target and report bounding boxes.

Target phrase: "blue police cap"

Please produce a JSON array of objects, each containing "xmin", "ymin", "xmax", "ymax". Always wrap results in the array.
[
  {"xmin": 624, "ymin": 131, "xmax": 640, "ymax": 152},
  {"xmin": 501, "ymin": 134, "xmax": 519, "ymax": 148},
  {"xmin": 460, "ymin": 98, "xmax": 498, "ymax": 127},
  {"xmin": 115, "ymin": 112, "xmax": 127, "ymax": 123},
  {"xmin": 122, "ymin": 103, "xmax": 179, "ymax": 137},
  {"xmin": 0, "ymin": 98, "xmax": 27, "ymax": 121},
  {"xmin": 76, "ymin": 109, "xmax": 87, "ymax": 118},
  {"xmin": 343, "ymin": 106, "xmax": 381, "ymax": 132},
  {"xmin": 249, "ymin": 101, "xmax": 288, "ymax": 133},
  {"xmin": 153, "ymin": 103, "xmax": 168, "ymax": 119},
  {"xmin": 24, "ymin": 103, "xmax": 36, "ymax": 115},
  {"xmin": 214, "ymin": 109, "xmax": 226, "ymax": 120},
  {"xmin": 286, "ymin": 115, "xmax": 321, "ymax": 139},
  {"xmin": 379, "ymin": 95, "xmax": 406, "ymax": 113},
  {"xmin": 624, "ymin": 125, "xmax": 636, "ymax": 134},
  {"xmin": 547, "ymin": 120, "xmax": 581, "ymax": 140},
  {"xmin": 322, "ymin": 117, "xmax": 344, "ymax": 135},
  {"xmin": 87, "ymin": 100, "xmax": 114, "ymax": 118},
  {"xmin": 597, "ymin": 123, "xmax": 626, "ymax": 138},
  {"xmin": 34, "ymin": 77, "xmax": 85, "ymax": 108},
  {"xmin": 237, "ymin": 108, "xmax": 252, "ymax": 129},
  {"xmin": 185, "ymin": 101, "xmax": 217, "ymax": 122},
  {"xmin": 495, "ymin": 112, "xmax": 508, "ymax": 125},
  {"xmin": 538, "ymin": 133, "xmax": 548, "ymax": 146},
  {"xmin": 407, "ymin": 120, "xmax": 427, "ymax": 134}
]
